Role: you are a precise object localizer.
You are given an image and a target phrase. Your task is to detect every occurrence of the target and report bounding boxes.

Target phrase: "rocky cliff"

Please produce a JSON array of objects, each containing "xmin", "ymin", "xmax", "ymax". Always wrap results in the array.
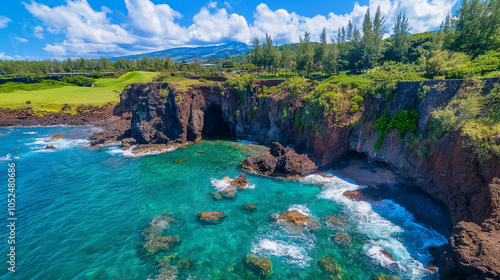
[{"xmin": 101, "ymin": 78, "xmax": 500, "ymax": 279}]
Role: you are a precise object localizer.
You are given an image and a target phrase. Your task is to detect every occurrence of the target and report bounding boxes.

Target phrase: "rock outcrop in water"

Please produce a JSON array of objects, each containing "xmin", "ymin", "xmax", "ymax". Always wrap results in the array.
[
  {"xmin": 243, "ymin": 254, "xmax": 272, "ymax": 278},
  {"xmin": 278, "ymin": 210, "xmax": 314, "ymax": 226},
  {"xmin": 89, "ymin": 78, "xmax": 500, "ymax": 279},
  {"xmin": 197, "ymin": 211, "xmax": 227, "ymax": 224},
  {"xmin": 243, "ymin": 142, "xmax": 317, "ymax": 176}
]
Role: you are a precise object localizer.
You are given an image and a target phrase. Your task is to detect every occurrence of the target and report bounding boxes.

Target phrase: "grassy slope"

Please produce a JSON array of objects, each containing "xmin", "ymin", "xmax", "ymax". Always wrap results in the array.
[{"xmin": 0, "ymin": 71, "xmax": 157, "ymax": 112}]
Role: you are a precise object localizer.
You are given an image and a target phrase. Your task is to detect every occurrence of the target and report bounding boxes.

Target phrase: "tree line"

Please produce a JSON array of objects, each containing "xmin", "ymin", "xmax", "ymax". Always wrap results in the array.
[{"xmin": 249, "ymin": 0, "xmax": 499, "ymax": 77}]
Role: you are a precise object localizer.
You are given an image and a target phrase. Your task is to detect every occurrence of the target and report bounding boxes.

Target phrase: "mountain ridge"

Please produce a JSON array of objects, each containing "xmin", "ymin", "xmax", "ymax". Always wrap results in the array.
[{"xmin": 112, "ymin": 42, "xmax": 252, "ymax": 62}]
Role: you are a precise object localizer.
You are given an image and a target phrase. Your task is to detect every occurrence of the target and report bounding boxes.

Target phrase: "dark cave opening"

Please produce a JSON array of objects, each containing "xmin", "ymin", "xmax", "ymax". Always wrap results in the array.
[{"xmin": 203, "ymin": 104, "xmax": 230, "ymax": 136}]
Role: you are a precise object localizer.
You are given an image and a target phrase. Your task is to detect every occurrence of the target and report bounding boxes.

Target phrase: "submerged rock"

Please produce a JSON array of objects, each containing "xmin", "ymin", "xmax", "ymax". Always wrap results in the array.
[
  {"xmin": 243, "ymin": 254, "xmax": 272, "ymax": 278},
  {"xmin": 230, "ymin": 174, "xmax": 249, "ymax": 189},
  {"xmin": 332, "ymin": 232, "xmax": 351, "ymax": 247},
  {"xmin": 317, "ymin": 256, "xmax": 343, "ymax": 279},
  {"xmin": 197, "ymin": 211, "xmax": 227, "ymax": 224},
  {"xmin": 49, "ymin": 134, "xmax": 65, "ymax": 140},
  {"xmin": 144, "ymin": 236, "xmax": 181, "ymax": 255},
  {"xmin": 278, "ymin": 210, "xmax": 314, "ymax": 226},
  {"xmin": 325, "ymin": 215, "xmax": 347, "ymax": 227},
  {"xmin": 372, "ymin": 275, "xmax": 401, "ymax": 280},
  {"xmin": 427, "ymin": 265, "xmax": 438, "ymax": 273},
  {"xmin": 45, "ymin": 145, "xmax": 56, "ymax": 150},
  {"xmin": 142, "ymin": 215, "xmax": 175, "ymax": 239},
  {"xmin": 219, "ymin": 189, "xmax": 236, "ymax": 199},
  {"xmin": 242, "ymin": 203, "xmax": 256, "ymax": 212},
  {"xmin": 208, "ymin": 191, "xmax": 222, "ymax": 201}
]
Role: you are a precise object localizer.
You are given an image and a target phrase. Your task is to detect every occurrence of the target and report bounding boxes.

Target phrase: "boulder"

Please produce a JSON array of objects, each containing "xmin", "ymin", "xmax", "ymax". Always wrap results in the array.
[
  {"xmin": 230, "ymin": 174, "xmax": 249, "ymax": 189},
  {"xmin": 197, "ymin": 211, "xmax": 227, "ymax": 224},
  {"xmin": 218, "ymin": 176, "xmax": 232, "ymax": 184},
  {"xmin": 242, "ymin": 142, "xmax": 316, "ymax": 176},
  {"xmin": 243, "ymin": 254, "xmax": 272, "ymax": 278},
  {"xmin": 381, "ymin": 249, "xmax": 395, "ymax": 262},
  {"xmin": 242, "ymin": 154, "xmax": 277, "ymax": 175},
  {"xmin": 276, "ymin": 151, "xmax": 317, "ymax": 175},
  {"xmin": 143, "ymin": 235, "xmax": 180, "ymax": 255},
  {"xmin": 278, "ymin": 210, "xmax": 313, "ymax": 226},
  {"xmin": 45, "ymin": 145, "xmax": 56, "ymax": 150},
  {"xmin": 269, "ymin": 142, "xmax": 292, "ymax": 158},
  {"xmin": 343, "ymin": 189, "xmax": 374, "ymax": 201},
  {"xmin": 49, "ymin": 134, "xmax": 65, "ymax": 140}
]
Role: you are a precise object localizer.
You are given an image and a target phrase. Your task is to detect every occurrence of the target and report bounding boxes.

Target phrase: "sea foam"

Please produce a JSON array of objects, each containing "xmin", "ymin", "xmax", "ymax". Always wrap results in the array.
[{"xmin": 302, "ymin": 174, "xmax": 447, "ymax": 278}]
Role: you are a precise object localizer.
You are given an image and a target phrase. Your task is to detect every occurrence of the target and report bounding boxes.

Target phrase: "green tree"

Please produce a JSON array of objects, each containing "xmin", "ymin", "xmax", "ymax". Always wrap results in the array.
[{"xmin": 392, "ymin": 12, "xmax": 410, "ymax": 62}]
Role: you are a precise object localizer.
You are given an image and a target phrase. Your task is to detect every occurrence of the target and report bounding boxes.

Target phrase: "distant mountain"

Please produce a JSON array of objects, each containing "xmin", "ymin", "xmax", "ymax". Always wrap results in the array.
[{"xmin": 113, "ymin": 42, "xmax": 252, "ymax": 62}]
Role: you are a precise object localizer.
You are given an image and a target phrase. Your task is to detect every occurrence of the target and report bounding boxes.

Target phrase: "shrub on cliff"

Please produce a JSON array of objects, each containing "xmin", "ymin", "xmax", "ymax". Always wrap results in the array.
[
  {"xmin": 374, "ymin": 110, "xmax": 419, "ymax": 150},
  {"xmin": 226, "ymin": 73, "xmax": 255, "ymax": 97},
  {"xmin": 431, "ymin": 79, "xmax": 500, "ymax": 161}
]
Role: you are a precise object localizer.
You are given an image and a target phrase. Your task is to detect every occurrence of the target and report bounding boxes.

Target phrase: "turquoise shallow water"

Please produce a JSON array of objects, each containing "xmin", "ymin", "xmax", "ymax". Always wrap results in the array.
[{"xmin": 0, "ymin": 126, "xmax": 450, "ymax": 280}]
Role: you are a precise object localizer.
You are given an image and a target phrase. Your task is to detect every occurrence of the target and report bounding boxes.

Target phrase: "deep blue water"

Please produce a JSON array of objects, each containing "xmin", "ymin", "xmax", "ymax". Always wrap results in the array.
[{"xmin": 0, "ymin": 126, "xmax": 450, "ymax": 279}]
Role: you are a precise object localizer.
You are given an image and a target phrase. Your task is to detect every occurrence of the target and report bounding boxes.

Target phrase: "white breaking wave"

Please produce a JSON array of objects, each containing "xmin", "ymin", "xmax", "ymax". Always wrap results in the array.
[
  {"xmin": 22, "ymin": 131, "xmax": 37, "ymax": 135},
  {"xmin": 301, "ymin": 174, "xmax": 447, "ymax": 279},
  {"xmin": 0, "ymin": 153, "xmax": 11, "ymax": 161},
  {"xmin": 252, "ymin": 204, "xmax": 316, "ymax": 268},
  {"xmin": 29, "ymin": 137, "xmax": 90, "ymax": 151},
  {"xmin": 210, "ymin": 177, "xmax": 256, "ymax": 191},
  {"xmin": 106, "ymin": 145, "xmax": 176, "ymax": 157}
]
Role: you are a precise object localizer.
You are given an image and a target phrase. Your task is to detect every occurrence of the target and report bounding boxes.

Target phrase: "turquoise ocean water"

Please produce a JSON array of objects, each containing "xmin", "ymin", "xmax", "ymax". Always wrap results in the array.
[{"xmin": 0, "ymin": 126, "xmax": 451, "ymax": 280}]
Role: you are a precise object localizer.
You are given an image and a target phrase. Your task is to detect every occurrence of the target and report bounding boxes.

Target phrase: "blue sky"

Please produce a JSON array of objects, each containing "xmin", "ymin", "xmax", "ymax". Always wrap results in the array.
[{"xmin": 0, "ymin": 0, "xmax": 460, "ymax": 59}]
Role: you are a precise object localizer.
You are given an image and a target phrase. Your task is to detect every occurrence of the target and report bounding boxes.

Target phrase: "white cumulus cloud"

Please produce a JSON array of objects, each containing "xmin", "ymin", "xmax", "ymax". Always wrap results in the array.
[
  {"xmin": 22, "ymin": 0, "xmax": 457, "ymax": 57},
  {"xmin": 188, "ymin": 7, "xmax": 250, "ymax": 43}
]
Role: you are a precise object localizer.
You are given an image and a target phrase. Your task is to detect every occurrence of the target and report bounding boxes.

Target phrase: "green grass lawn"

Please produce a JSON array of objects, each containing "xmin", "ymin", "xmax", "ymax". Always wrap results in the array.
[{"xmin": 0, "ymin": 71, "xmax": 157, "ymax": 112}]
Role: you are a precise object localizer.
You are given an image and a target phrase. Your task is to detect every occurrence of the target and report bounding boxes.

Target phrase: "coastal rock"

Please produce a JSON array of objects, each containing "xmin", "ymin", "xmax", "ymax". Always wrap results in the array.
[
  {"xmin": 242, "ymin": 154, "xmax": 277, "ymax": 175},
  {"xmin": 242, "ymin": 203, "xmax": 256, "ymax": 212},
  {"xmin": 230, "ymin": 174, "xmax": 249, "ymax": 189},
  {"xmin": 278, "ymin": 210, "xmax": 313, "ymax": 226},
  {"xmin": 49, "ymin": 134, "xmax": 65, "ymax": 140},
  {"xmin": 450, "ymin": 221, "xmax": 500, "ymax": 279},
  {"xmin": 343, "ymin": 189, "xmax": 374, "ymax": 201},
  {"xmin": 381, "ymin": 249, "xmax": 395, "ymax": 262},
  {"xmin": 269, "ymin": 142, "xmax": 292, "ymax": 157},
  {"xmin": 144, "ymin": 236, "xmax": 181, "ymax": 255},
  {"xmin": 197, "ymin": 211, "xmax": 227, "ymax": 224},
  {"xmin": 219, "ymin": 189, "xmax": 236, "ymax": 199},
  {"xmin": 317, "ymin": 256, "xmax": 343, "ymax": 279},
  {"xmin": 275, "ymin": 150, "xmax": 317, "ymax": 175},
  {"xmin": 242, "ymin": 142, "xmax": 316, "ymax": 176},
  {"xmin": 243, "ymin": 254, "xmax": 272, "ymax": 278},
  {"xmin": 218, "ymin": 176, "xmax": 232, "ymax": 184},
  {"xmin": 120, "ymin": 137, "xmax": 136, "ymax": 148},
  {"xmin": 208, "ymin": 191, "xmax": 222, "ymax": 201},
  {"xmin": 45, "ymin": 145, "xmax": 56, "ymax": 149}
]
